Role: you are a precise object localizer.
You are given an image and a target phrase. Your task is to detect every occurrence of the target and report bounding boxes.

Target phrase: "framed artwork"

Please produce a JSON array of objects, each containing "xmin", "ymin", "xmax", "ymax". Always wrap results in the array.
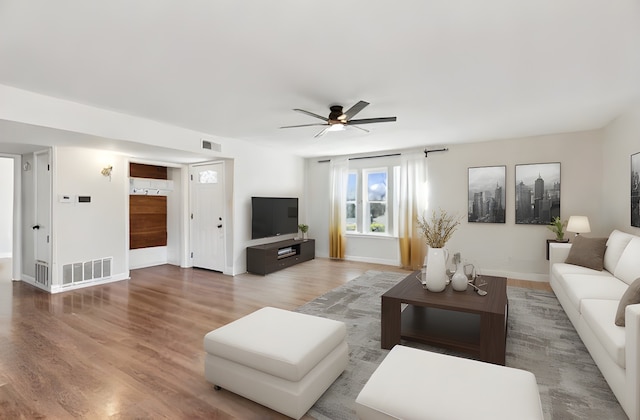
[
  {"xmin": 515, "ymin": 162, "xmax": 561, "ymax": 225},
  {"xmin": 468, "ymin": 166, "xmax": 506, "ymax": 223},
  {"xmin": 632, "ymin": 152, "xmax": 640, "ymax": 228}
]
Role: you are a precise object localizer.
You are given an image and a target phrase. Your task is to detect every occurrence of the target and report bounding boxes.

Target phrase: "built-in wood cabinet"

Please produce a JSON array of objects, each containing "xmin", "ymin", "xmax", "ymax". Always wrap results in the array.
[
  {"xmin": 129, "ymin": 195, "xmax": 167, "ymax": 249},
  {"xmin": 129, "ymin": 163, "xmax": 168, "ymax": 250}
]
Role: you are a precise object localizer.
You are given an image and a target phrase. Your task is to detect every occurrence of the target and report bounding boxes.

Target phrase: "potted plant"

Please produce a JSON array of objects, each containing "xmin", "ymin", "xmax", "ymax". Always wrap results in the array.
[
  {"xmin": 547, "ymin": 216, "xmax": 568, "ymax": 242},
  {"xmin": 298, "ymin": 224, "xmax": 309, "ymax": 241}
]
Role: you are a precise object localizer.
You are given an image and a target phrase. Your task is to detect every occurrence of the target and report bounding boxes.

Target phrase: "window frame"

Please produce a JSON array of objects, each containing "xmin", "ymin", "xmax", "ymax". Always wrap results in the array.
[{"xmin": 345, "ymin": 159, "xmax": 399, "ymax": 237}]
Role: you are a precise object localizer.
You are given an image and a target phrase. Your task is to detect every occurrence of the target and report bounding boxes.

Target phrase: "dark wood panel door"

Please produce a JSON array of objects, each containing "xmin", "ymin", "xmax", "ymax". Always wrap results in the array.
[{"xmin": 130, "ymin": 195, "xmax": 167, "ymax": 249}]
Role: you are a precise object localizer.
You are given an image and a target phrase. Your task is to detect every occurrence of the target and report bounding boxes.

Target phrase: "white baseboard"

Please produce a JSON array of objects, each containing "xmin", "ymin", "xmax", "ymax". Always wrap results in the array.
[
  {"xmin": 50, "ymin": 273, "xmax": 130, "ymax": 294},
  {"xmin": 344, "ymin": 255, "xmax": 400, "ymax": 267},
  {"xmin": 19, "ymin": 274, "xmax": 51, "ymax": 291}
]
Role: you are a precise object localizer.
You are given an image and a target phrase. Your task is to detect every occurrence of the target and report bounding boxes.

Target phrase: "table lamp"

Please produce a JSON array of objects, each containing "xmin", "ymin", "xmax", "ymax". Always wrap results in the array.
[{"xmin": 567, "ymin": 215, "xmax": 591, "ymax": 237}]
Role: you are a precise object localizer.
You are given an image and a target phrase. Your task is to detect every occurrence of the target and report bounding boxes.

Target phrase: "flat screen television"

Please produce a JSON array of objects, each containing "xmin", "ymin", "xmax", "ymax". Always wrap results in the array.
[{"xmin": 251, "ymin": 197, "xmax": 299, "ymax": 239}]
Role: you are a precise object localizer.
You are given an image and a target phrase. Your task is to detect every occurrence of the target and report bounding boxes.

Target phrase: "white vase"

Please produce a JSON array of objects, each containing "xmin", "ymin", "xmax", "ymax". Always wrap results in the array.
[
  {"xmin": 451, "ymin": 263, "xmax": 468, "ymax": 292},
  {"xmin": 425, "ymin": 247, "xmax": 448, "ymax": 292}
]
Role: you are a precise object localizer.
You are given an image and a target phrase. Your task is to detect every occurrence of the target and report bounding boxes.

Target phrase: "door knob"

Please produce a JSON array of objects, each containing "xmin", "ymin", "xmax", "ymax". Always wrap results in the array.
[
  {"xmin": 217, "ymin": 224, "xmax": 223, "ymax": 228},
  {"xmin": 32, "ymin": 225, "xmax": 40, "ymax": 230}
]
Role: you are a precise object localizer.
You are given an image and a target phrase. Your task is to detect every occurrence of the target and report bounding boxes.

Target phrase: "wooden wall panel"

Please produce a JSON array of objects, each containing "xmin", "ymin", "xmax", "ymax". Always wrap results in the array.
[
  {"xmin": 130, "ymin": 163, "xmax": 168, "ymax": 180},
  {"xmin": 130, "ymin": 195, "xmax": 167, "ymax": 249}
]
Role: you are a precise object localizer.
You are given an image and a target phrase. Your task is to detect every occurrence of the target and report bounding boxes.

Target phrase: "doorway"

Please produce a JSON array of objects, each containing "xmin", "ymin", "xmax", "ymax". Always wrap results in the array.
[
  {"xmin": 190, "ymin": 161, "xmax": 226, "ymax": 272},
  {"xmin": 0, "ymin": 156, "xmax": 14, "ymax": 283}
]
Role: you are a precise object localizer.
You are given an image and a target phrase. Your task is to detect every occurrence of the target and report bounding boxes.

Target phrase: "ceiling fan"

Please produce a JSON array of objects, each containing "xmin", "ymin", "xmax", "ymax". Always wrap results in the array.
[{"xmin": 280, "ymin": 101, "xmax": 396, "ymax": 138}]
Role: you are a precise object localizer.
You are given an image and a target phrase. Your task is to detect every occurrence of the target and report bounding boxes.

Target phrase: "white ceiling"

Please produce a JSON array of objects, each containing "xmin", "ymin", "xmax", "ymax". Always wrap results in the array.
[{"xmin": 1, "ymin": 0, "xmax": 639, "ymax": 159}]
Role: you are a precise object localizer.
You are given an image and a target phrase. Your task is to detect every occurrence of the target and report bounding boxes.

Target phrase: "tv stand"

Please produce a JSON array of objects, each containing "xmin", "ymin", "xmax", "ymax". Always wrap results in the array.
[{"xmin": 247, "ymin": 238, "xmax": 315, "ymax": 275}]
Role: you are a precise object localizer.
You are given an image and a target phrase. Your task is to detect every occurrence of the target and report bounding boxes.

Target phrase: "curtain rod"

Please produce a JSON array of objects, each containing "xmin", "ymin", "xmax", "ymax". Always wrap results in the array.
[
  {"xmin": 424, "ymin": 148, "xmax": 448, "ymax": 157},
  {"xmin": 317, "ymin": 153, "xmax": 401, "ymax": 163}
]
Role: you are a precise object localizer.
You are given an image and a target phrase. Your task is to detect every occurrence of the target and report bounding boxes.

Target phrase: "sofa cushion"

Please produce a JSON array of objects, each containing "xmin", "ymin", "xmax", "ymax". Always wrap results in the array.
[
  {"xmin": 613, "ymin": 237, "xmax": 640, "ymax": 285},
  {"xmin": 604, "ymin": 230, "xmax": 635, "ymax": 273},
  {"xmin": 615, "ymin": 278, "xmax": 640, "ymax": 326},
  {"xmin": 565, "ymin": 236, "xmax": 608, "ymax": 271},
  {"xmin": 581, "ymin": 299, "xmax": 626, "ymax": 369},
  {"xmin": 556, "ymin": 274, "xmax": 628, "ymax": 312},
  {"xmin": 551, "ymin": 263, "xmax": 613, "ymax": 282}
]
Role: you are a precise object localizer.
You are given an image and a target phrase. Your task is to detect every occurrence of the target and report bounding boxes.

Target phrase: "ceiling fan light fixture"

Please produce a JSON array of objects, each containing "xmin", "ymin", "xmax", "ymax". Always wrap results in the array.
[
  {"xmin": 328, "ymin": 124, "xmax": 346, "ymax": 132},
  {"xmin": 281, "ymin": 101, "xmax": 396, "ymax": 137}
]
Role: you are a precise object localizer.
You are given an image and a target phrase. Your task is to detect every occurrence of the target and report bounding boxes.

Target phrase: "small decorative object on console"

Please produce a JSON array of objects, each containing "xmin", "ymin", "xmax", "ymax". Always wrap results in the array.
[
  {"xmin": 451, "ymin": 252, "xmax": 468, "ymax": 292},
  {"xmin": 298, "ymin": 224, "xmax": 309, "ymax": 241},
  {"xmin": 547, "ymin": 216, "xmax": 568, "ymax": 241}
]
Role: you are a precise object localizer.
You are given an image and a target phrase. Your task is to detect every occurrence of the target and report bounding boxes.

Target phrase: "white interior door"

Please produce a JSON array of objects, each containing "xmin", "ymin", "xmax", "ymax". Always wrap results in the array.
[
  {"xmin": 190, "ymin": 162, "xmax": 225, "ymax": 272},
  {"xmin": 34, "ymin": 151, "xmax": 51, "ymax": 265}
]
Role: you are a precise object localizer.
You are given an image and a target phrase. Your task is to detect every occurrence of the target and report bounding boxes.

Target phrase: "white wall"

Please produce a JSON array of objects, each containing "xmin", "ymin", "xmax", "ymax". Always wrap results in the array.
[
  {"xmin": 0, "ymin": 157, "xmax": 13, "ymax": 257},
  {"xmin": 306, "ymin": 160, "xmax": 331, "ymax": 258},
  {"xmin": 428, "ymin": 130, "xmax": 604, "ymax": 281},
  {"xmin": 602, "ymin": 105, "xmax": 640, "ymax": 236},
  {"xmin": 308, "ymin": 130, "xmax": 605, "ymax": 281},
  {"xmin": 52, "ymin": 147, "xmax": 129, "ymax": 288},
  {"xmin": 0, "ymin": 84, "xmax": 221, "ymax": 158},
  {"xmin": 233, "ymin": 150, "xmax": 306, "ymax": 274},
  {"xmin": 1, "ymin": 84, "xmax": 308, "ymax": 279}
]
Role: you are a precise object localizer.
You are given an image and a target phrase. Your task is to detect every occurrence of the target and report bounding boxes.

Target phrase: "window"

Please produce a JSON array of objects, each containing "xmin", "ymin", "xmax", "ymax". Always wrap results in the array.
[
  {"xmin": 346, "ymin": 172, "xmax": 358, "ymax": 231},
  {"xmin": 346, "ymin": 162, "xmax": 399, "ymax": 235},
  {"xmin": 366, "ymin": 170, "xmax": 388, "ymax": 233}
]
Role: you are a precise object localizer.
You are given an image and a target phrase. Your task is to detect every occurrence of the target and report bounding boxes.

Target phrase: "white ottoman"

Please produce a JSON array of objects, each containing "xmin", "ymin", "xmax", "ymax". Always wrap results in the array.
[
  {"xmin": 203, "ymin": 307, "xmax": 348, "ymax": 419},
  {"xmin": 356, "ymin": 346, "xmax": 543, "ymax": 420}
]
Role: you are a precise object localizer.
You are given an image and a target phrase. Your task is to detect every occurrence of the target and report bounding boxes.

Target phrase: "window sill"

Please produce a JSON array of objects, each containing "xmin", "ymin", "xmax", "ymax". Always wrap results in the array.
[{"xmin": 345, "ymin": 232, "xmax": 398, "ymax": 240}]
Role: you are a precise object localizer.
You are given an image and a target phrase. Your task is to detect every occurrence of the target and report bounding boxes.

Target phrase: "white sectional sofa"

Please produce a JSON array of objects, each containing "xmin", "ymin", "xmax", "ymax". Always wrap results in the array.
[{"xmin": 549, "ymin": 230, "xmax": 640, "ymax": 420}]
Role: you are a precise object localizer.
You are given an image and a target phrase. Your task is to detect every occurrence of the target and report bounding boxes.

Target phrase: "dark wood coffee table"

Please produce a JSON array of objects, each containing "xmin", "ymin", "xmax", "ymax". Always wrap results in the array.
[{"xmin": 381, "ymin": 271, "xmax": 508, "ymax": 365}]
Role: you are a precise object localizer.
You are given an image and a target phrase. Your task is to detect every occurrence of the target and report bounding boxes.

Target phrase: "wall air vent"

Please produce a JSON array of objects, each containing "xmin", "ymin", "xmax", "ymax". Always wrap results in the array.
[
  {"xmin": 201, "ymin": 139, "xmax": 222, "ymax": 152},
  {"xmin": 35, "ymin": 260, "xmax": 49, "ymax": 286},
  {"xmin": 61, "ymin": 257, "xmax": 113, "ymax": 286}
]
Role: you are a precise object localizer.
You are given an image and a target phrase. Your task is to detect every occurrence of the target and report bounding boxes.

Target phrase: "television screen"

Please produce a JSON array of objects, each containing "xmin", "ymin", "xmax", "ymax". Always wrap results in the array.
[{"xmin": 251, "ymin": 197, "xmax": 299, "ymax": 239}]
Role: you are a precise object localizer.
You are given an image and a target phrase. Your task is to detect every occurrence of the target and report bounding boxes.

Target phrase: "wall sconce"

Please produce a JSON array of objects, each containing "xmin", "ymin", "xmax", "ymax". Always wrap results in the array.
[
  {"xmin": 567, "ymin": 215, "xmax": 591, "ymax": 237},
  {"xmin": 101, "ymin": 165, "xmax": 113, "ymax": 181}
]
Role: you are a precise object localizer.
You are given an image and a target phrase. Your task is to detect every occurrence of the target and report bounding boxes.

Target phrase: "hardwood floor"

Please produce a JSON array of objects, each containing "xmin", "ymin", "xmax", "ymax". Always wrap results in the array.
[{"xmin": 0, "ymin": 259, "xmax": 549, "ymax": 419}]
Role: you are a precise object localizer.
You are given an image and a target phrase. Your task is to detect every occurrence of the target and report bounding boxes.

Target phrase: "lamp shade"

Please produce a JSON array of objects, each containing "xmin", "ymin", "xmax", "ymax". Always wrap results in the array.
[{"xmin": 567, "ymin": 215, "xmax": 591, "ymax": 234}]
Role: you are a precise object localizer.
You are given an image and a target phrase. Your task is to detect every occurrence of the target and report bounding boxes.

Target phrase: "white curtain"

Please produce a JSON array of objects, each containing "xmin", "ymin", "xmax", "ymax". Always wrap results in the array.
[
  {"xmin": 329, "ymin": 157, "xmax": 348, "ymax": 259},
  {"xmin": 398, "ymin": 152, "xmax": 427, "ymax": 269}
]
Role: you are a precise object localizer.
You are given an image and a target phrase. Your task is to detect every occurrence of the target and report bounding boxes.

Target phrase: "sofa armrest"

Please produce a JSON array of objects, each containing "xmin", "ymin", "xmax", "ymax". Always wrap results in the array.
[
  {"xmin": 549, "ymin": 242, "xmax": 572, "ymax": 266},
  {"xmin": 626, "ymin": 303, "xmax": 640, "ymax": 420}
]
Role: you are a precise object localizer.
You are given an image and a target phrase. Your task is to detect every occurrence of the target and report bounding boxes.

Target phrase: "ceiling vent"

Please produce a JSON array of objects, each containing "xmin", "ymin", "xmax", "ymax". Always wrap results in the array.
[{"xmin": 201, "ymin": 139, "xmax": 221, "ymax": 152}]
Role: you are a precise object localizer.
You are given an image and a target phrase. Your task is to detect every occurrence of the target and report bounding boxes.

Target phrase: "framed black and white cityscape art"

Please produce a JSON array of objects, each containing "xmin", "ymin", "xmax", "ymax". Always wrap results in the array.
[
  {"xmin": 632, "ymin": 152, "xmax": 640, "ymax": 228},
  {"xmin": 515, "ymin": 162, "xmax": 561, "ymax": 225},
  {"xmin": 468, "ymin": 166, "xmax": 506, "ymax": 223}
]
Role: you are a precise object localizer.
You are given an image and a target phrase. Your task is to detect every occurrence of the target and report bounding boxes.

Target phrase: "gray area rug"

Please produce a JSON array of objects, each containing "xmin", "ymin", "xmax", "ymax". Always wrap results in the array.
[{"xmin": 297, "ymin": 270, "xmax": 626, "ymax": 420}]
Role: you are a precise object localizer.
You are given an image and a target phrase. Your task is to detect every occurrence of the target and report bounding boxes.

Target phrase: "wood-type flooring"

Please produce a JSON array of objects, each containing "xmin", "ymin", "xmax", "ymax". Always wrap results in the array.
[{"xmin": 0, "ymin": 258, "xmax": 549, "ymax": 419}]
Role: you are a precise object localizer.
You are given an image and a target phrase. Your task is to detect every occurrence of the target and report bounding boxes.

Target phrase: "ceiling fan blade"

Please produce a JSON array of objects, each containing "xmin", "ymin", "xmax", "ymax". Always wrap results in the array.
[
  {"xmin": 348, "ymin": 125, "xmax": 369, "ymax": 133},
  {"xmin": 280, "ymin": 123, "xmax": 328, "ymax": 129},
  {"xmin": 343, "ymin": 101, "xmax": 370, "ymax": 120},
  {"xmin": 314, "ymin": 127, "xmax": 331, "ymax": 138},
  {"xmin": 348, "ymin": 117, "xmax": 397, "ymax": 125},
  {"xmin": 293, "ymin": 108, "xmax": 329, "ymax": 122}
]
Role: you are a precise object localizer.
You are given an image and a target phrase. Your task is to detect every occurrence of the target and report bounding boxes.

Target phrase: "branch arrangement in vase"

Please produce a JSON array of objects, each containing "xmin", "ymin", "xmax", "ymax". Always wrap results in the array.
[{"xmin": 417, "ymin": 209, "xmax": 462, "ymax": 248}]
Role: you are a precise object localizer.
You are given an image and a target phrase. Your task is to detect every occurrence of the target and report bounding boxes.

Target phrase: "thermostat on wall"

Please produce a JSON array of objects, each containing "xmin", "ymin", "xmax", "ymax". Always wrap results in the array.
[{"xmin": 77, "ymin": 196, "xmax": 91, "ymax": 203}]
